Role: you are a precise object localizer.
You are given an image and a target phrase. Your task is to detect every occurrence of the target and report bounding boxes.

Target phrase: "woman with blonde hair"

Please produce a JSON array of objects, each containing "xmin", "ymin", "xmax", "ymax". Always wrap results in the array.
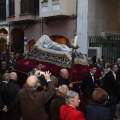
[{"xmin": 50, "ymin": 84, "xmax": 69, "ymax": 120}]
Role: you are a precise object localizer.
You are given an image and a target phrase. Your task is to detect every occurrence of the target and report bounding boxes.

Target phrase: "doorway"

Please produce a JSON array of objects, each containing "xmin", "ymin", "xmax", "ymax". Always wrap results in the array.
[{"xmin": 11, "ymin": 28, "xmax": 24, "ymax": 53}]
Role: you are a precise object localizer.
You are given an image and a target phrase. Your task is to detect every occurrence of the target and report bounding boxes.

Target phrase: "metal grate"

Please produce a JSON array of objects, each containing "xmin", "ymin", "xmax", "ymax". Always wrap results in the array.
[{"xmin": 89, "ymin": 35, "xmax": 120, "ymax": 64}]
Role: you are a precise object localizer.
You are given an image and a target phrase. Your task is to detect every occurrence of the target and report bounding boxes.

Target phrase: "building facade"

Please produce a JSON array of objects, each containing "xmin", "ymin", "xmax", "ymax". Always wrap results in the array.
[
  {"xmin": 77, "ymin": 0, "xmax": 120, "ymax": 62},
  {"xmin": 0, "ymin": 0, "xmax": 77, "ymax": 54},
  {"xmin": 0, "ymin": 0, "xmax": 120, "ymax": 60}
]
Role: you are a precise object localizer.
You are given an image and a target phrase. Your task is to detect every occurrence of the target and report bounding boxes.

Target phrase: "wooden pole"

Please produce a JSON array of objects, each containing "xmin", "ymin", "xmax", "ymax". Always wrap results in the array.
[
  {"xmin": 6, "ymin": 44, "xmax": 9, "ymax": 70},
  {"xmin": 69, "ymin": 45, "xmax": 78, "ymax": 83}
]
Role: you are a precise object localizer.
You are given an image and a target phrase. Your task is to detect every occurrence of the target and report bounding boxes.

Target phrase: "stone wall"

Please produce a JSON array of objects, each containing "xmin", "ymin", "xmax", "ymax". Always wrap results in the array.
[{"xmin": 88, "ymin": 0, "xmax": 120, "ymax": 36}]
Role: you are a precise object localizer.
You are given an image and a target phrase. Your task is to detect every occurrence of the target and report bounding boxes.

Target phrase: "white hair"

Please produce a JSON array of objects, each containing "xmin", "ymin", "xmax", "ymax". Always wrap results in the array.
[
  {"xmin": 65, "ymin": 90, "xmax": 78, "ymax": 104},
  {"xmin": 117, "ymin": 58, "xmax": 120, "ymax": 62},
  {"xmin": 1, "ymin": 61, "xmax": 6, "ymax": 66},
  {"xmin": 9, "ymin": 72, "xmax": 17, "ymax": 80},
  {"xmin": 57, "ymin": 84, "xmax": 69, "ymax": 96},
  {"xmin": 60, "ymin": 68, "xmax": 68, "ymax": 75},
  {"xmin": 2, "ymin": 73, "xmax": 9, "ymax": 82}
]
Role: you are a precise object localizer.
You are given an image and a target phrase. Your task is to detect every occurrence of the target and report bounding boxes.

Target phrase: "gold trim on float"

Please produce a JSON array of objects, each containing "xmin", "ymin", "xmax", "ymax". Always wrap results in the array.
[{"xmin": 14, "ymin": 69, "xmax": 29, "ymax": 75}]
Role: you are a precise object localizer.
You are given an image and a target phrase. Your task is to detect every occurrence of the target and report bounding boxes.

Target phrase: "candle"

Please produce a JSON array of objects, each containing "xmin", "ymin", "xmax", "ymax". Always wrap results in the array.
[
  {"xmin": 74, "ymin": 36, "xmax": 78, "ymax": 46},
  {"xmin": 6, "ymin": 36, "xmax": 9, "ymax": 45}
]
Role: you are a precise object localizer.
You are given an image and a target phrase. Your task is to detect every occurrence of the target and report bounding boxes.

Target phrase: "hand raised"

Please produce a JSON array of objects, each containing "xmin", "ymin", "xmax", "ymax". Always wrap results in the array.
[{"xmin": 44, "ymin": 71, "xmax": 51, "ymax": 81}]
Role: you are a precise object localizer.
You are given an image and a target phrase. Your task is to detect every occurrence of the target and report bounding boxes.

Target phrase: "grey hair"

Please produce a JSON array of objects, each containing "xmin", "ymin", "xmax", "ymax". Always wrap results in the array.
[
  {"xmin": 26, "ymin": 75, "xmax": 38, "ymax": 88},
  {"xmin": 1, "ymin": 61, "xmax": 6, "ymax": 66},
  {"xmin": 2, "ymin": 73, "xmax": 10, "ymax": 82},
  {"xmin": 65, "ymin": 90, "xmax": 79, "ymax": 104},
  {"xmin": 56, "ymin": 84, "xmax": 69, "ymax": 97},
  {"xmin": 117, "ymin": 58, "xmax": 120, "ymax": 62},
  {"xmin": 60, "ymin": 68, "xmax": 68, "ymax": 75},
  {"xmin": 10, "ymin": 72, "xmax": 17, "ymax": 80}
]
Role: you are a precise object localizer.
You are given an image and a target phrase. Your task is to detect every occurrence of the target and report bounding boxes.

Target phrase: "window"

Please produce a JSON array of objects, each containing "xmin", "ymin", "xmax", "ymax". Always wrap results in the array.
[
  {"xmin": 0, "ymin": 0, "xmax": 6, "ymax": 20},
  {"xmin": 41, "ymin": 0, "xmax": 48, "ymax": 2},
  {"xmin": 21, "ymin": 0, "xmax": 39, "ymax": 14},
  {"xmin": 9, "ymin": 0, "xmax": 15, "ymax": 16},
  {"xmin": 35, "ymin": 0, "xmax": 39, "ymax": 14}
]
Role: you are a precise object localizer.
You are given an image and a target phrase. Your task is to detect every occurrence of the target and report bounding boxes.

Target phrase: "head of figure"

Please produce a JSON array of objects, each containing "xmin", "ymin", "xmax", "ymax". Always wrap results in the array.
[
  {"xmin": 98, "ymin": 58, "xmax": 103, "ymax": 65},
  {"xmin": 92, "ymin": 88, "xmax": 108, "ymax": 104},
  {"xmin": 60, "ymin": 68, "xmax": 69, "ymax": 79},
  {"xmin": 56, "ymin": 84, "xmax": 69, "ymax": 98},
  {"xmin": 65, "ymin": 90, "xmax": 80, "ymax": 108},
  {"xmin": 90, "ymin": 65, "xmax": 97, "ymax": 74},
  {"xmin": 117, "ymin": 58, "xmax": 120, "ymax": 65},
  {"xmin": 23, "ymin": 53, "xmax": 26, "ymax": 57},
  {"xmin": 9, "ymin": 72, "xmax": 17, "ymax": 81},
  {"xmin": 10, "ymin": 55, "xmax": 14, "ymax": 60},
  {"xmin": 50, "ymin": 75, "xmax": 58, "ymax": 87},
  {"xmin": 91, "ymin": 56, "xmax": 96, "ymax": 64},
  {"xmin": 26, "ymin": 75, "xmax": 38, "ymax": 88},
  {"xmin": 105, "ymin": 63, "xmax": 111, "ymax": 69},
  {"xmin": 1, "ymin": 61, "xmax": 7, "ymax": 69},
  {"xmin": 16, "ymin": 53, "xmax": 20, "ymax": 58},
  {"xmin": 2, "ymin": 52, "xmax": 6, "ymax": 58},
  {"xmin": 111, "ymin": 64, "xmax": 118, "ymax": 73},
  {"xmin": 2, "ymin": 73, "xmax": 10, "ymax": 82},
  {"xmin": 36, "ymin": 61, "xmax": 42, "ymax": 70}
]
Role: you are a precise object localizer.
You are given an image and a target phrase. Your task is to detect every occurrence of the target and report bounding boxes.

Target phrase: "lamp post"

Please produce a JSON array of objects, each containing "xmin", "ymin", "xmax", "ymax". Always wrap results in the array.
[{"xmin": 69, "ymin": 36, "xmax": 79, "ymax": 83}]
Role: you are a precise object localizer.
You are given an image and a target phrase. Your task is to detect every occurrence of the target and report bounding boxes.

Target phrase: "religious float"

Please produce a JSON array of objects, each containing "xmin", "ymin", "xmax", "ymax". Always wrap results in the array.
[{"xmin": 14, "ymin": 35, "xmax": 101, "ymax": 88}]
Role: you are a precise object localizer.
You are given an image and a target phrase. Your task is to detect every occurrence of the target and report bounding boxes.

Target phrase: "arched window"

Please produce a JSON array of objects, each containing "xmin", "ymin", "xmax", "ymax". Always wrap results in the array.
[{"xmin": 50, "ymin": 35, "xmax": 70, "ymax": 47}]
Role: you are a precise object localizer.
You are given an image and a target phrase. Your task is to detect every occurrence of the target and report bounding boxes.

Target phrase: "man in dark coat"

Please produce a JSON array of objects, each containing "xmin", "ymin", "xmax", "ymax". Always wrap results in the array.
[
  {"xmin": 116, "ymin": 58, "xmax": 120, "ymax": 103},
  {"xmin": 103, "ymin": 64, "xmax": 119, "ymax": 117},
  {"xmin": 58, "ymin": 68, "xmax": 73, "ymax": 88},
  {"xmin": 96, "ymin": 58, "xmax": 104, "ymax": 87},
  {"xmin": 31, "ymin": 61, "xmax": 47, "ymax": 90},
  {"xmin": 0, "ymin": 73, "xmax": 9, "ymax": 116},
  {"xmin": 8, "ymin": 54, "xmax": 16, "ymax": 72},
  {"xmin": 0, "ymin": 61, "xmax": 8, "ymax": 81},
  {"xmin": 81, "ymin": 65, "xmax": 97, "ymax": 105},
  {"xmin": 0, "ymin": 72, "xmax": 21, "ymax": 120},
  {"xmin": 18, "ymin": 71, "xmax": 55, "ymax": 120}
]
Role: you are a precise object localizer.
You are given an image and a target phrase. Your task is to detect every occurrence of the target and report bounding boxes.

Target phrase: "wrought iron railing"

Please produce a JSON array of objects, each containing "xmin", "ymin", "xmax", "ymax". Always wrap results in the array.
[{"xmin": 89, "ymin": 35, "xmax": 120, "ymax": 64}]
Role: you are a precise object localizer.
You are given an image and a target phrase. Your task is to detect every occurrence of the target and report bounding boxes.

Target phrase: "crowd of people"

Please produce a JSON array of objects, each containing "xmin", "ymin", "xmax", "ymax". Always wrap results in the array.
[{"xmin": 0, "ymin": 52, "xmax": 120, "ymax": 120}]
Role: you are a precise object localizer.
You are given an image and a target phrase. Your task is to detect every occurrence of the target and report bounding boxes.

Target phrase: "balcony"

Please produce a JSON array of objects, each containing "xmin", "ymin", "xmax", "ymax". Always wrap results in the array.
[
  {"xmin": 7, "ymin": 0, "xmax": 39, "ymax": 24},
  {"xmin": 40, "ymin": 0, "xmax": 76, "ymax": 18}
]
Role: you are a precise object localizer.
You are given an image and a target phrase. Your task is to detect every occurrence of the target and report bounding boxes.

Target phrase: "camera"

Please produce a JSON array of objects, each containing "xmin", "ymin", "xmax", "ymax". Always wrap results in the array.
[{"xmin": 40, "ymin": 71, "xmax": 45, "ymax": 75}]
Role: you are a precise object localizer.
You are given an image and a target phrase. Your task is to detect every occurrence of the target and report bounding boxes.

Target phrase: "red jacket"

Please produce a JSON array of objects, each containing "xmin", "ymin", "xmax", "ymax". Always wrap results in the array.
[{"xmin": 60, "ymin": 105, "xmax": 86, "ymax": 120}]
